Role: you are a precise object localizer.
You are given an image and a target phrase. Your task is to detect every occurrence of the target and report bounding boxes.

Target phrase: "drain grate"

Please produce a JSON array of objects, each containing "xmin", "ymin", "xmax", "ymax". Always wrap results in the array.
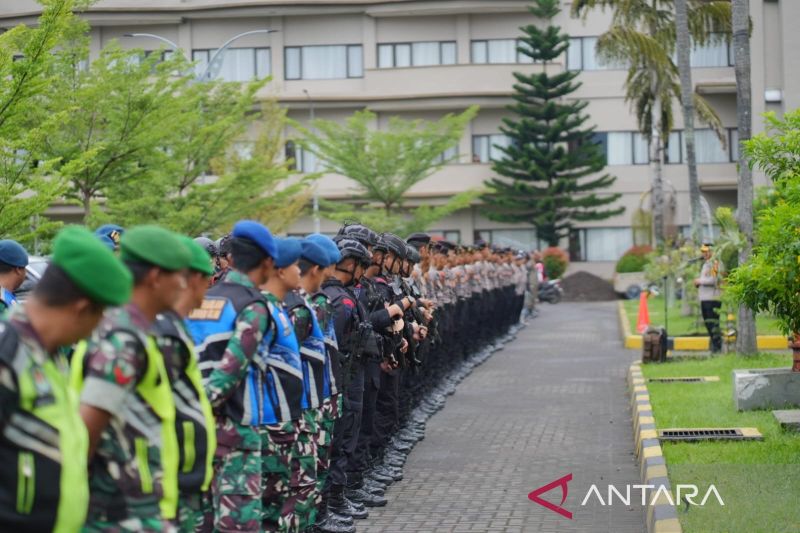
[
  {"xmin": 659, "ymin": 427, "xmax": 762, "ymax": 442},
  {"xmin": 648, "ymin": 376, "xmax": 720, "ymax": 383}
]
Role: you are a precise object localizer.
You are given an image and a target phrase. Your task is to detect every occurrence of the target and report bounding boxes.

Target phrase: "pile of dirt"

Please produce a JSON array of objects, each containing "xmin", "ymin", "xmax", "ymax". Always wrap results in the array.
[{"xmin": 561, "ymin": 271, "xmax": 618, "ymax": 302}]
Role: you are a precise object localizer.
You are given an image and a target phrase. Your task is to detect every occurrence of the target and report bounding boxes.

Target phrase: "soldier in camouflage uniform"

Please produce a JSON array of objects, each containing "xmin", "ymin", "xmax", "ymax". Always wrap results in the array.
[
  {"xmin": 283, "ymin": 238, "xmax": 338, "ymax": 530},
  {"xmin": 186, "ymin": 221, "xmax": 276, "ymax": 532},
  {"xmin": 0, "ymin": 227, "xmax": 131, "ymax": 533},
  {"xmin": 303, "ymin": 235, "xmax": 352, "ymax": 533},
  {"xmin": 72, "ymin": 226, "xmax": 192, "ymax": 532},
  {"xmin": 259, "ymin": 238, "xmax": 308, "ymax": 533},
  {"xmin": 155, "ymin": 237, "xmax": 217, "ymax": 533}
]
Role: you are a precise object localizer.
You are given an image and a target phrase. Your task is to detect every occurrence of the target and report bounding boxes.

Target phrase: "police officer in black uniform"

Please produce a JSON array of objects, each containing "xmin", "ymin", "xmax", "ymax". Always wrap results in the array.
[{"xmin": 321, "ymin": 238, "xmax": 373, "ymax": 526}]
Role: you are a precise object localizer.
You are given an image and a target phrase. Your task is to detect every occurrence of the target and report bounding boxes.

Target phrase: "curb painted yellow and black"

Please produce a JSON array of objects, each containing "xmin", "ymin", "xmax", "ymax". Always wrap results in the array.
[
  {"xmin": 618, "ymin": 301, "xmax": 787, "ymax": 351},
  {"xmin": 627, "ymin": 362, "xmax": 682, "ymax": 533}
]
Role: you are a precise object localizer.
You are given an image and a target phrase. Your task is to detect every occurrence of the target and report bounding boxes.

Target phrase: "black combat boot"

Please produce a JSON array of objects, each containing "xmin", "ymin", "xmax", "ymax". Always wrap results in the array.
[{"xmin": 324, "ymin": 485, "xmax": 359, "ymax": 528}]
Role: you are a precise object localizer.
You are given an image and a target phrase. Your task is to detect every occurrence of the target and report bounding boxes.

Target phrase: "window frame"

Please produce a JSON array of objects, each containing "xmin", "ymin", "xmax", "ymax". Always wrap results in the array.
[
  {"xmin": 284, "ymin": 44, "xmax": 364, "ymax": 80},
  {"xmin": 190, "ymin": 47, "xmax": 271, "ymax": 81},
  {"xmin": 471, "ymin": 133, "xmax": 511, "ymax": 164},
  {"xmin": 470, "ymin": 38, "xmax": 536, "ymax": 64},
  {"xmin": 376, "ymin": 40, "xmax": 458, "ymax": 69},
  {"xmin": 574, "ymin": 131, "xmax": 649, "ymax": 166},
  {"xmin": 567, "ymin": 36, "xmax": 627, "ymax": 71},
  {"xmin": 664, "ymin": 128, "xmax": 739, "ymax": 164}
]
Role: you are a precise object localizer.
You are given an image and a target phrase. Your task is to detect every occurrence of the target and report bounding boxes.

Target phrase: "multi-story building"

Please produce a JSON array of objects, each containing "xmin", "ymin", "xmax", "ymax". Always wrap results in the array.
[{"xmin": 1, "ymin": 0, "xmax": 794, "ymax": 276}]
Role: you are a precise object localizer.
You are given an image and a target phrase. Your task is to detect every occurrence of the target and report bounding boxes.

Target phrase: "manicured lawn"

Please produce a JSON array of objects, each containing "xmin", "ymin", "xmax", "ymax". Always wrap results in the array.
[
  {"xmin": 642, "ymin": 353, "xmax": 800, "ymax": 533},
  {"xmin": 623, "ymin": 295, "xmax": 783, "ymax": 336}
]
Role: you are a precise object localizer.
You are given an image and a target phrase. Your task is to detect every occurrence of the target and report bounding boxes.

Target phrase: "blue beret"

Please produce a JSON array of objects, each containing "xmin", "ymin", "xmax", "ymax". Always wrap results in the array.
[
  {"xmin": 232, "ymin": 220, "xmax": 277, "ymax": 259},
  {"xmin": 300, "ymin": 239, "xmax": 330, "ymax": 267},
  {"xmin": 97, "ymin": 234, "xmax": 116, "ymax": 251},
  {"xmin": 274, "ymin": 237, "xmax": 302, "ymax": 268},
  {"xmin": 306, "ymin": 233, "xmax": 341, "ymax": 265},
  {"xmin": 0, "ymin": 240, "xmax": 28, "ymax": 268},
  {"xmin": 94, "ymin": 224, "xmax": 124, "ymax": 248}
]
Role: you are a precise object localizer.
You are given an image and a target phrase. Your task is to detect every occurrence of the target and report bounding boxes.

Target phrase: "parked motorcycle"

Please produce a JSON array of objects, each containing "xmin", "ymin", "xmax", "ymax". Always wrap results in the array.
[{"xmin": 538, "ymin": 279, "xmax": 563, "ymax": 304}]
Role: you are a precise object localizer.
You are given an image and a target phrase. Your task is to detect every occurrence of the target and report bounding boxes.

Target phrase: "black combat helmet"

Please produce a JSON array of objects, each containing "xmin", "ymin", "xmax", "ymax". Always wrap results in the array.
[
  {"xmin": 406, "ymin": 232, "xmax": 431, "ymax": 250},
  {"xmin": 381, "ymin": 233, "xmax": 407, "ymax": 259},
  {"xmin": 194, "ymin": 236, "xmax": 217, "ymax": 257},
  {"xmin": 336, "ymin": 238, "xmax": 372, "ymax": 266},
  {"xmin": 405, "ymin": 244, "xmax": 420, "ymax": 264},
  {"xmin": 216, "ymin": 233, "xmax": 233, "ymax": 256},
  {"xmin": 338, "ymin": 223, "xmax": 379, "ymax": 248}
]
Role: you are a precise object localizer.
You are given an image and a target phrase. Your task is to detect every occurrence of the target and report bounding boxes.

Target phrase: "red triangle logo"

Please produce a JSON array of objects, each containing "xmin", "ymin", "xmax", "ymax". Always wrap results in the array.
[{"xmin": 528, "ymin": 473, "xmax": 573, "ymax": 519}]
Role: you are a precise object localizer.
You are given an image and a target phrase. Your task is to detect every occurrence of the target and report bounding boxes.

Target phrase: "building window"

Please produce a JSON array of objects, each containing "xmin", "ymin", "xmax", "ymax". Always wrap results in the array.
[
  {"xmin": 567, "ymin": 37, "xmax": 626, "ymax": 71},
  {"xmin": 664, "ymin": 128, "xmax": 738, "ymax": 164},
  {"xmin": 284, "ymin": 45, "xmax": 363, "ymax": 80},
  {"xmin": 429, "ymin": 230, "xmax": 461, "ymax": 243},
  {"xmin": 435, "ymin": 145, "xmax": 459, "ymax": 164},
  {"xmin": 191, "ymin": 48, "xmax": 270, "ymax": 81},
  {"xmin": 690, "ymin": 34, "xmax": 734, "ymax": 67},
  {"xmin": 472, "ymin": 134, "xmax": 512, "ymax": 163},
  {"xmin": 377, "ymin": 41, "xmax": 457, "ymax": 68},
  {"xmin": 572, "ymin": 227, "xmax": 633, "ymax": 261},
  {"xmin": 476, "ymin": 229, "xmax": 542, "ymax": 251},
  {"xmin": 285, "ymin": 142, "xmax": 319, "ymax": 172},
  {"xmin": 577, "ymin": 132, "xmax": 648, "ymax": 165},
  {"xmin": 471, "ymin": 39, "xmax": 534, "ymax": 64}
]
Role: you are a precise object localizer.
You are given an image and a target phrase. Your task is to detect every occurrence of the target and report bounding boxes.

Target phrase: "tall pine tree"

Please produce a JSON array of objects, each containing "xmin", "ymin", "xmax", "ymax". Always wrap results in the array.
[{"xmin": 482, "ymin": 0, "xmax": 623, "ymax": 247}]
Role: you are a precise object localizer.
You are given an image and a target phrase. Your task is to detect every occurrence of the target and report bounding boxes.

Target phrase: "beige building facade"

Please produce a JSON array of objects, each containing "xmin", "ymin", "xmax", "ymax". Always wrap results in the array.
[{"xmin": 1, "ymin": 0, "xmax": 795, "ymax": 276}]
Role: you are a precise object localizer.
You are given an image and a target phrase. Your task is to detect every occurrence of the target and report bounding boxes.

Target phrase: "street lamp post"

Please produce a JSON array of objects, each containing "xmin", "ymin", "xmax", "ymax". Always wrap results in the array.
[
  {"xmin": 123, "ymin": 29, "xmax": 278, "ymax": 82},
  {"xmin": 304, "ymin": 89, "xmax": 321, "ymax": 234}
]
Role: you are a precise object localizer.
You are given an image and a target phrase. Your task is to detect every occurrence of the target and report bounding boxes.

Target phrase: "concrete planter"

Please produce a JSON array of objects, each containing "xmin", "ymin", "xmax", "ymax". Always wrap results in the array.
[{"xmin": 733, "ymin": 366, "xmax": 800, "ymax": 411}]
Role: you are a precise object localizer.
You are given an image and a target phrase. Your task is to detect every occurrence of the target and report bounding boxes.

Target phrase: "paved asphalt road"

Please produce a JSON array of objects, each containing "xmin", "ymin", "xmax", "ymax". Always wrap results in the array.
[{"xmin": 358, "ymin": 301, "xmax": 645, "ymax": 533}]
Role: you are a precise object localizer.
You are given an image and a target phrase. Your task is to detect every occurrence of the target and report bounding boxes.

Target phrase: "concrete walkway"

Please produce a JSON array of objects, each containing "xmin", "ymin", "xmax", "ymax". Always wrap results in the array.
[{"xmin": 359, "ymin": 302, "xmax": 645, "ymax": 533}]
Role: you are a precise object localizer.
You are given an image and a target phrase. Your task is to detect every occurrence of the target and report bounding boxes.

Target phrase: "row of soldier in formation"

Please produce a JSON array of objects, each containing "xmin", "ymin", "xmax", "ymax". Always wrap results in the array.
[{"xmin": 0, "ymin": 220, "xmax": 530, "ymax": 533}]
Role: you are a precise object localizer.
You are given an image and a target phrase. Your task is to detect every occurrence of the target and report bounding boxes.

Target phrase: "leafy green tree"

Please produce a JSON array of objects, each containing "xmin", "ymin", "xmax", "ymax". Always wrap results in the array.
[
  {"xmin": 0, "ymin": 0, "xmax": 78, "ymax": 245},
  {"xmin": 97, "ymin": 100, "xmax": 312, "ymax": 236},
  {"xmin": 727, "ymin": 110, "xmax": 800, "ymax": 339},
  {"xmin": 42, "ymin": 40, "xmax": 190, "ymax": 220},
  {"xmin": 296, "ymin": 107, "xmax": 480, "ymax": 235},
  {"xmin": 572, "ymin": 0, "xmax": 731, "ymax": 245},
  {"xmin": 482, "ymin": 0, "xmax": 623, "ymax": 247}
]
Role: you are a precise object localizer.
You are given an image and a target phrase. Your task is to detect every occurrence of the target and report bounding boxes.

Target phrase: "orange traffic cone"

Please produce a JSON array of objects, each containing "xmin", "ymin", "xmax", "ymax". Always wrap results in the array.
[{"xmin": 636, "ymin": 291, "xmax": 650, "ymax": 333}]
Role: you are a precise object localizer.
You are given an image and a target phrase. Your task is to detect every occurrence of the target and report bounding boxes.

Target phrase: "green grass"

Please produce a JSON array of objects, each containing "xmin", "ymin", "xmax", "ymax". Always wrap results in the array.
[
  {"xmin": 642, "ymin": 354, "xmax": 800, "ymax": 532},
  {"xmin": 623, "ymin": 295, "xmax": 783, "ymax": 337}
]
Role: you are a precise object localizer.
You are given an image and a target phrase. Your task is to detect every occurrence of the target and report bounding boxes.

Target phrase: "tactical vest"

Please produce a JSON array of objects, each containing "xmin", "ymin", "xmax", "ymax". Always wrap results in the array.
[
  {"xmin": 153, "ymin": 313, "xmax": 217, "ymax": 493},
  {"xmin": 262, "ymin": 299, "xmax": 304, "ymax": 423},
  {"xmin": 185, "ymin": 282, "xmax": 266, "ymax": 426},
  {"xmin": 311, "ymin": 292, "xmax": 338, "ymax": 397},
  {"xmin": 285, "ymin": 291, "xmax": 328, "ymax": 409},
  {"xmin": 0, "ymin": 322, "xmax": 89, "ymax": 533},
  {"xmin": 71, "ymin": 330, "xmax": 179, "ymax": 520}
]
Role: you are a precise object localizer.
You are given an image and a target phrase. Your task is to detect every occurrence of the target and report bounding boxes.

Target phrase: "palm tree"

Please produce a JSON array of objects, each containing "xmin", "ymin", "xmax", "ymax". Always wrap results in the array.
[
  {"xmin": 675, "ymin": 0, "xmax": 701, "ymax": 243},
  {"xmin": 732, "ymin": 0, "xmax": 756, "ymax": 354},
  {"xmin": 571, "ymin": 0, "xmax": 731, "ymax": 245}
]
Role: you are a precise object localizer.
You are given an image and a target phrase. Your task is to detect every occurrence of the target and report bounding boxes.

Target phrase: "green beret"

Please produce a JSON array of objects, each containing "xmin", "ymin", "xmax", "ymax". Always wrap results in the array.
[
  {"xmin": 120, "ymin": 225, "xmax": 191, "ymax": 271},
  {"xmin": 179, "ymin": 235, "xmax": 214, "ymax": 276},
  {"xmin": 52, "ymin": 226, "xmax": 133, "ymax": 306}
]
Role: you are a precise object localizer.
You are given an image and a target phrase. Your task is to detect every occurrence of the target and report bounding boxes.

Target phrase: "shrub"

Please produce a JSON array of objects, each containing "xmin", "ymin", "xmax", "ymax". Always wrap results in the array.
[
  {"xmin": 615, "ymin": 245, "xmax": 653, "ymax": 273},
  {"xmin": 541, "ymin": 247, "xmax": 569, "ymax": 279}
]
